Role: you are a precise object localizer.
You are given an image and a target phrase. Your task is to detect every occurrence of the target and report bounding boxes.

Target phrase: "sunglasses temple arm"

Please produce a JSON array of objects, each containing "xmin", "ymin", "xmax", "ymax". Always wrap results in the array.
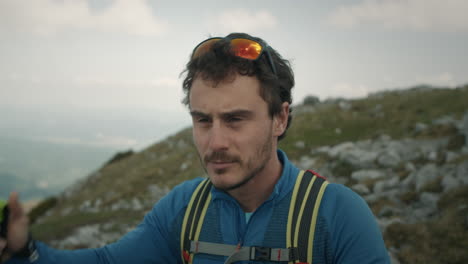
[{"xmin": 265, "ymin": 50, "xmax": 278, "ymax": 76}]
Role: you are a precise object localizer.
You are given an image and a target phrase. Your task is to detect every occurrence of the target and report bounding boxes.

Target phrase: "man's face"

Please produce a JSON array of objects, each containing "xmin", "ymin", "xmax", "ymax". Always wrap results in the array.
[{"xmin": 189, "ymin": 74, "xmax": 281, "ymax": 191}]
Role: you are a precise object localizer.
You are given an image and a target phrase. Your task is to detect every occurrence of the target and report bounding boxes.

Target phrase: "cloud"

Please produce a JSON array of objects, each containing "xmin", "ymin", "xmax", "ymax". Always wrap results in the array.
[
  {"xmin": 383, "ymin": 72, "xmax": 459, "ymax": 88},
  {"xmin": 327, "ymin": 82, "xmax": 370, "ymax": 99},
  {"xmin": 0, "ymin": 0, "xmax": 168, "ymax": 36},
  {"xmin": 69, "ymin": 75, "xmax": 179, "ymax": 87},
  {"xmin": 415, "ymin": 72, "xmax": 457, "ymax": 87},
  {"xmin": 208, "ymin": 9, "xmax": 277, "ymax": 33},
  {"xmin": 325, "ymin": 0, "xmax": 468, "ymax": 32},
  {"xmin": 150, "ymin": 77, "xmax": 179, "ymax": 87}
]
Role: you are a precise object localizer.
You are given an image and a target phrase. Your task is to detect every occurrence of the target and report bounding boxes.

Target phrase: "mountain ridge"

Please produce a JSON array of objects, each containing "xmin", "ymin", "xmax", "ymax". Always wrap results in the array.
[{"xmin": 28, "ymin": 84, "xmax": 468, "ymax": 263}]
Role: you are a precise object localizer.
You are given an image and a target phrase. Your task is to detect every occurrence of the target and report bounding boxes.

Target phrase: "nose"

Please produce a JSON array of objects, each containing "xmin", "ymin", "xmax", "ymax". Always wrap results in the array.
[{"xmin": 207, "ymin": 122, "xmax": 228, "ymax": 152}]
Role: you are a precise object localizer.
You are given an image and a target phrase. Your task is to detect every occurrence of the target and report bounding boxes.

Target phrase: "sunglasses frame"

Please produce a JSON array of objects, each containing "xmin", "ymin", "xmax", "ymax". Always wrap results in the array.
[{"xmin": 191, "ymin": 37, "xmax": 278, "ymax": 76}]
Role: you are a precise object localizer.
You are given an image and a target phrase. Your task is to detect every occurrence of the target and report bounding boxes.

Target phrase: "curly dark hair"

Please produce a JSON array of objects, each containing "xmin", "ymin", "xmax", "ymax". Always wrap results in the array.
[{"xmin": 181, "ymin": 32, "xmax": 295, "ymax": 140}]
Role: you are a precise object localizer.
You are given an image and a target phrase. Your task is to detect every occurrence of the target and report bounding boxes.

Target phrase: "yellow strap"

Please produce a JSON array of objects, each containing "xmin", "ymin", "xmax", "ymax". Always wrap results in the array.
[
  {"xmin": 189, "ymin": 180, "xmax": 210, "ymax": 239},
  {"xmin": 287, "ymin": 170, "xmax": 329, "ymax": 264},
  {"xmin": 190, "ymin": 190, "xmax": 211, "ymax": 262},
  {"xmin": 287, "ymin": 170, "xmax": 305, "ymax": 264},
  {"xmin": 183, "ymin": 171, "xmax": 328, "ymax": 264},
  {"xmin": 307, "ymin": 181, "xmax": 329, "ymax": 263},
  {"xmin": 193, "ymin": 191, "xmax": 211, "ymax": 241},
  {"xmin": 189, "ymin": 180, "xmax": 211, "ymax": 263},
  {"xmin": 293, "ymin": 176, "xmax": 316, "ymax": 251},
  {"xmin": 180, "ymin": 179, "xmax": 209, "ymax": 264}
]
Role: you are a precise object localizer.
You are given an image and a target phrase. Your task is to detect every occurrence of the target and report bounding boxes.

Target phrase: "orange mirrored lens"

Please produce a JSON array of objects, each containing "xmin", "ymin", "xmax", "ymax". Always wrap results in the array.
[
  {"xmin": 230, "ymin": 39, "xmax": 262, "ymax": 60},
  {"xmin": 192, "ymin": 38, "xmax": 263, "ymax": 60},
  {"xmin": 191, "ymin": 37, "xmax": 276, "ymax": 75},
  {"xmin": 192, "ymin": 38, "xmax": 222, "ymax": 59}
]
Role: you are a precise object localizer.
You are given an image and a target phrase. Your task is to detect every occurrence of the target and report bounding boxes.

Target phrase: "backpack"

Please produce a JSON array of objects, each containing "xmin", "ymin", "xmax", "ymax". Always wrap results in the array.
[{"xmin": 181, "ymin": 170, "xmax": 328, "ymax": 264}]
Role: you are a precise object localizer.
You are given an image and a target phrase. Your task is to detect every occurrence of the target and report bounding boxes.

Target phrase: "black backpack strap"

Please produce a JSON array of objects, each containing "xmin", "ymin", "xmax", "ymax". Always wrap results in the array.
[
  {"xmin": 180, "ymin": 178, "xmax": 212, "ymax": 264},
  {"xmin": 180, "ymin": 170, "xmax": 328, "ymax": 264},
  {"xmin": 287, "ymin": 170, "xmax": 329, "ymax": 264}
]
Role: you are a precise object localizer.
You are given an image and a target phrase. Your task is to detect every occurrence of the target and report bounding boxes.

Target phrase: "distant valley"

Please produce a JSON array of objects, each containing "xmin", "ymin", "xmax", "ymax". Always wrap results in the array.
[
  {"xmin": 0, "ymin": 105, "xmax": 191, "ymax": 201},
  {"xmin": 0, "ymin": 136, "xmax": 117, "ymax": 201}
]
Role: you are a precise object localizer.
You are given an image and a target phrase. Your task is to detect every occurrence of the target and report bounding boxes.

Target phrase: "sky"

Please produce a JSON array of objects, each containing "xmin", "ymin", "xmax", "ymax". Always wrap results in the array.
[{"xmin": 1, "ymin": 0, "xmax": 467, "ymax": 151}]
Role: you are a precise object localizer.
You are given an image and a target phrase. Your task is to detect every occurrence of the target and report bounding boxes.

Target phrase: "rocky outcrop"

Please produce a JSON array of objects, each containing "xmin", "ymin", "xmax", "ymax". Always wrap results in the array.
[
  {"xmin": 462, "ymin": 111, "xmax": 468, "ymax": 148},
  {"xmin": 29, "ymin": 86, "xmax": 468, "ymax": 263},
  {"xmin": 45, "ymin": 183, "xmax": 170, "ymax": 249},
  {"xmin": 49, "ymin": 113, "xmax": 468, "ymax": 253},
  {"xmin": 296, "ymin": 112, "xmax": 468, "ymax": 263}
]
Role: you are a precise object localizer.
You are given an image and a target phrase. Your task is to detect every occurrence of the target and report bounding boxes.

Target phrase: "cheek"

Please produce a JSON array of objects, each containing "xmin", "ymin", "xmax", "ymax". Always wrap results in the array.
[
  {"xmin": 192, "ymin": 129, "xmax": 205, "ymax": 150},
  {"xmin": 239, "ymin": 125, "xmax": 270, "ymax": 148},
  {"xmin": 251, "ymin": 121, "xmax": 274, "ymax": 139}
]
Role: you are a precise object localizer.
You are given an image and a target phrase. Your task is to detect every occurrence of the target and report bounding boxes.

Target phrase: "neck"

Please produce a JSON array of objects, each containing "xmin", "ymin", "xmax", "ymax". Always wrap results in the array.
[{"xmin": 227, "ymin": 150, "xmax": 283, "ymax": 212}]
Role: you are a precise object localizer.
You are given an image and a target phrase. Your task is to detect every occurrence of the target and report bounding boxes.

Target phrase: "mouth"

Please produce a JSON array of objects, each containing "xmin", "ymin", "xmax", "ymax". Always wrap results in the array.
[{"xmin": 208, "ymin": 160, "xmax": 236, "ymax": 170}]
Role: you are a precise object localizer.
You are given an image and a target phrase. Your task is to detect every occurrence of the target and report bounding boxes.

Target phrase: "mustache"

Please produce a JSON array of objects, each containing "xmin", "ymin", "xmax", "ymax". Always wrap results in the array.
[{"xmin": 204, "ymin": 151, "xmax": 240, "ymax": 163}]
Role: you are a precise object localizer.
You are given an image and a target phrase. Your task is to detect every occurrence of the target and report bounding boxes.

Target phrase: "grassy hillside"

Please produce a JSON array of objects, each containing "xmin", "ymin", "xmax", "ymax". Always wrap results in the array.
[
  {"xmin": 280, "ymin": 85, "xmax": 468, "ymax": 159},
  {"xmin": 29, "ymin": 84, "xmax": 468, "ymax": 261}
]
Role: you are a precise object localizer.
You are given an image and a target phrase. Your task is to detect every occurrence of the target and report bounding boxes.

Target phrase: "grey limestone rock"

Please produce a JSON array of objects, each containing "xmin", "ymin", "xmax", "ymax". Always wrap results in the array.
[
  {"xmin": 427, "ymin": 151, "xmax": 438, "ymax": 162},
  {"xmin": 338, "ymin": 101, "xmax": 352, "ymax": 111},
  {"xmin": 432, "ymin": 115, "xmax": 456, "ymax": 126},
  {"xmin": 378, "ymin": 205, "xmax": 400, "ymax": 218},
  {"xmin": 351, "ymin": 169, "xmax": 386, "ymax": 182},
  {"xmin": 328, "ymin": 142, "xmax": 355, "ymax": 158},
  {"xmin": 298, "ymin": 156, "xmax": 316, "ymax": 170},
  {"xmin": 176, "ymin": 139, "xmax": 188, "ymax": 149},
  {"xmin": 180, "ymin": 162, "xmax": 190, "ymax": 171},
  {"xmin": 131, "ymin": 198, "xmax": 143, "ymax": 211},
  {"xmin": 419, "ymin": 192, "xmax": 440, "ymax": 207},
  {"xmin": 414, "ymin": 164, "xmax": 439, "ymax": 191},
  {"xmin": 377, "ymin": 149, "xmax": 402, "ymax": 168},
  {"xmin": 295, "ymin": 141, "xmax": 306, "ymax": 149},
  {"xmin": 414, "ymin": 122, "xmax": 428, "ymax": 134},
  {"xmin": 457, "ymin": 162, "xmax": 468, "ymax": 184},
  {"xmin": 351, "ymin": 184, "xmax": 370, "ymax": 195},
  {"xmin": 441, "ymin": 174, "xmax": 460, "ymax": 192},
  {"xmin": 374, "ymin": 176, "xmax": 400, "ymax": 193},
  {"xmin": 340, "ymin": 149, "xmax": 378, "ymax": 168},
  {"xmin": 147, "ymin": 184, "xmax": 168, "ymax": 199},
  {"xmin": 462, "ymin": 111, "xmax": 468, "ymax": 147},
  {"xmin": 445, "ymin": 151, "xmax": 459, "ymax": 163}
]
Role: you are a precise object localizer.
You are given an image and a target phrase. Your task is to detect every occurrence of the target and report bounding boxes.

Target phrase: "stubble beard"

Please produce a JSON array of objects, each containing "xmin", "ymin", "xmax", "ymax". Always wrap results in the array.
[{"xmin": 199, "ymin": 130, "xmax": 274, "ymax": 192}]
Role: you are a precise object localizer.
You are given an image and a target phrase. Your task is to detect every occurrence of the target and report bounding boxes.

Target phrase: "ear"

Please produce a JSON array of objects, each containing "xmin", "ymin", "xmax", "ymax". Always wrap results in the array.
[{"xmin": 273, "ymin": 102, "xmax": 289, "ymax": 137}]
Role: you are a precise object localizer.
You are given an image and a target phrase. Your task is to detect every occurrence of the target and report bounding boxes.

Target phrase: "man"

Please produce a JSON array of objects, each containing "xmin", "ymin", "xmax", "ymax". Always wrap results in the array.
[{"xmin": 0, "ymin": 33, "xmax": 390, "ymax": 263}]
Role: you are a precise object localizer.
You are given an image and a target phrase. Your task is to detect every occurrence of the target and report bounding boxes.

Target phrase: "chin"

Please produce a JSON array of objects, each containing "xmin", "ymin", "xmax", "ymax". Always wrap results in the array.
[{"xmin": 208, "ymin": 172, "xmax": 241, "ymax": 190}]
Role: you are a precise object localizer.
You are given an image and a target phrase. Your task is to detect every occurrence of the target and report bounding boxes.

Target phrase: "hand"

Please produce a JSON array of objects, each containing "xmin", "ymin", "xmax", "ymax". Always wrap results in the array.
[
  {"xmin": 0, "ymin": 238, "xmax": 10, "ymax": 262},
  {"xmin": 0, "ymin": 192, "xmax": 30, "ymax": 263}
]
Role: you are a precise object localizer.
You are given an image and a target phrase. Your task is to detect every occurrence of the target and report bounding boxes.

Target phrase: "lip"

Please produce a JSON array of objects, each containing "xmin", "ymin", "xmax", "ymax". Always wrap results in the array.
[{"xmin": 208, "ymin": 161, "xmax": 235, "ymax": 170}]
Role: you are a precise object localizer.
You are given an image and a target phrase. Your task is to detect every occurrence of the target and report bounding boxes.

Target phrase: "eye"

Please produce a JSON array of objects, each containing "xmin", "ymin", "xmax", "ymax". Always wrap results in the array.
[
  {"xmin": 227, "ymin": 116, "xmax": 243, "ymax": 123},
  {"xmin": 191, "ymin": 114, "xmax": 211, "ymax": 125}
]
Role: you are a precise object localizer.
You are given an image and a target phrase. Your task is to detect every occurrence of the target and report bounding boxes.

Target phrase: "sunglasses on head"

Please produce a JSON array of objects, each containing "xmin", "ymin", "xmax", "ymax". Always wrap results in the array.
[{"xmin": 191, "ymin": 37, "xmax": 278, "ymax": 76}]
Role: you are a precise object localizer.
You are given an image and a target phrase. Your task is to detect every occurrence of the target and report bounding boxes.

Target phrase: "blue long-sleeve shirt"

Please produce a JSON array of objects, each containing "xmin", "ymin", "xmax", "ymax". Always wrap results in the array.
[{"xmin": 7, "ymin": 150, "xmax": 390, "ymax": 263}]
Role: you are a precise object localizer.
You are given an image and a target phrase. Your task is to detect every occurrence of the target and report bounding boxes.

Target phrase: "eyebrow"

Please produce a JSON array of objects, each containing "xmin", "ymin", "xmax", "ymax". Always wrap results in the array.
[
  {"xmin": 190, "ymin": 110, "xmax": 210, "ymax": 118},
  {"xmin": 221, "ymin": 109, "xmax": 253, "ymax": 119},
  {"xmin": 190, "ymin": 109, "xmax": 254, "ymax": 119}
]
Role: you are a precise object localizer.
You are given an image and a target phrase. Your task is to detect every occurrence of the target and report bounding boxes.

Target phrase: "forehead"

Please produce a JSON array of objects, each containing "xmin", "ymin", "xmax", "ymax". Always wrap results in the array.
[{"xmin": 189, "ymin": 74, "xmax": 267, "ymax": 112}]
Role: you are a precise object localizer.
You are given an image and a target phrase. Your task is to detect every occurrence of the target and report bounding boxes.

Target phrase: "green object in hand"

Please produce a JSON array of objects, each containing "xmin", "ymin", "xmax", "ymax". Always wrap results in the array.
[
  {"xmin": 0, "ymin": 199, "xmax": 9, "ymax": 238},
  {"xmin": 0, "ymin": 200, "xmax": 6, "ymax": 221}
]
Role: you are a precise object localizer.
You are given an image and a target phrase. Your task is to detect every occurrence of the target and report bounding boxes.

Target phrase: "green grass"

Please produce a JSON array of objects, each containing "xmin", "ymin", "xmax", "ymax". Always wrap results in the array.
[
  {"xmin": 31, "ymin": 210, "xmax": 142, "ymax": 243},
  {"xmin": 31, "ymin": 84, "xmax": 468, "ymax": 251},
  {"xmin": 385, "ymin": 185, "xmax": 468, "ymax": 264},
  {"xmin": 28, "ymin": 197, "xmax": 58, "ymax": 224},
  {"xmin": 280, "ymin": 85, "xmax": 468, "ymax": 160}
]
